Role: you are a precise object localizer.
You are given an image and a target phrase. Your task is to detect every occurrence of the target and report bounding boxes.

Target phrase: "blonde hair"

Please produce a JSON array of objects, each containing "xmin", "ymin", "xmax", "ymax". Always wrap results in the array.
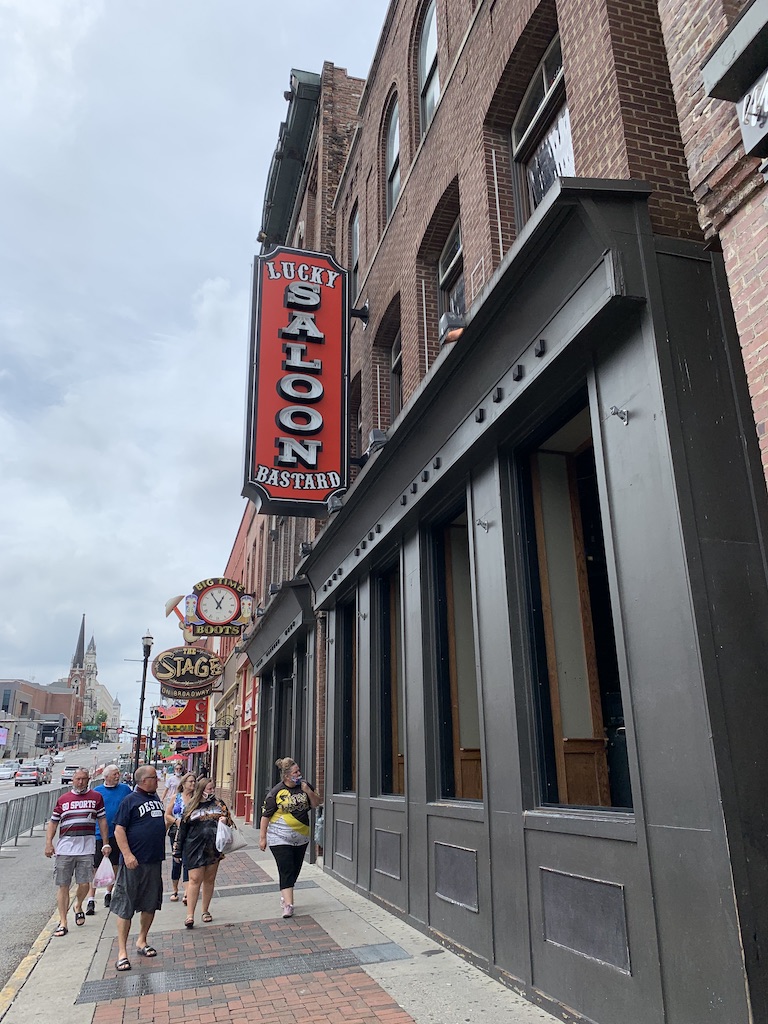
[{"xmin": 275, "ymin": 757, "xmax": 297, "ymax": 781}]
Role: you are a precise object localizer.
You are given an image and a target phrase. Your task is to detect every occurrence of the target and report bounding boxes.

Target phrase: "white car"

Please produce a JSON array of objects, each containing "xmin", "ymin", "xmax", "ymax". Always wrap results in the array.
[
  {"xmin": 53, "ymin": 753, "xmax": 64, "ymax": 762},
  {"xmin": 0, "ymin": 761, "xmax": 21, "ymax": 780}
]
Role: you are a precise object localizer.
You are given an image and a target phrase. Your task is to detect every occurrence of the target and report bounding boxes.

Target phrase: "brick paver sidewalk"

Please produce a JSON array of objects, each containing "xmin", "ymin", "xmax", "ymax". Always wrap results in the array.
[{"xmin": 83, "ymin": 849, "xmax": 417, "ymax": 1024}]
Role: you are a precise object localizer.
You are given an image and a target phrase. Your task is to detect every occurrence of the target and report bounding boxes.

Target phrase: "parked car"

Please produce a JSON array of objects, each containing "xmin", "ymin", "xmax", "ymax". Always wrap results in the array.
[
  {"xmin": 34, "ymin": 761, "xmax": 52, "ymax": 783},
  {"xmin": 15, "ymin": 765, "xmax": 44, "ymax": 786},
  {"xmin": 0, "ymin": 760, "xmax": 21, "ymax": 780},
  {"xmin": 60, "ymin": 765, "xmax": 81, "ymax": 785}
]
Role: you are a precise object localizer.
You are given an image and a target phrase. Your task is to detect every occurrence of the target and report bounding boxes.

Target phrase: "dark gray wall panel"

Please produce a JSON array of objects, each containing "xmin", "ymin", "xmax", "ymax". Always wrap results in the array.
[
  {"xmin": 470, "ymin": 460, "xmax": 531, "ymax": 980},
  {"xmin": 526, "ymin": 830, "xmax": 663, "ymax": 1024},
  {"xmin": 540, "ymin": 868, "xmax": 629, "ymax": 972},
  {"xmin": 428, "ymin": 814, "xmax": 491, "ymax": 963},
  {"xmin": 435, "ymin": 842, "xmax": 479, "ymax": 912},
  {"xmin": 374, "ymin": 828, "xmax": 401, "ymax": 879},
  {"xmin": 335, "ymin": 817, "xmax": 354, "ymax": 859},
  {"xmin": 371, "ymin": 804, "xmax": 408, "ymax": 910},
  {"xmin": 402, "ymin": 530, "xmax": 429, "ymax": 926}
]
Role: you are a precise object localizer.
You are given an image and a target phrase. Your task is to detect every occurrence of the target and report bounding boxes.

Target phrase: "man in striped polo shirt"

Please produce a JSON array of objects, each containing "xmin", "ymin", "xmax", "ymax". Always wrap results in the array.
[{"xmin": 45, "ymin": 768, "xmax": 110, "ymax": 936}]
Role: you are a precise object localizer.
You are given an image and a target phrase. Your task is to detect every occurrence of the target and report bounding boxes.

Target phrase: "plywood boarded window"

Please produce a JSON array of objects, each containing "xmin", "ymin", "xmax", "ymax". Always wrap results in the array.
[
  {"xmin": 338, "ymin": 599, "xmax": 357, "ymax": 793},
  {"xmin": 524, "ymin": 407, "xmax": 632, "ymax": 809},
  {"xmin": 377, "ymin": 564, "xmax": 405, "ymax": 795},
  {"xmin": 433, "ymin": 508, "xmax": 483, "ymax": 800}
]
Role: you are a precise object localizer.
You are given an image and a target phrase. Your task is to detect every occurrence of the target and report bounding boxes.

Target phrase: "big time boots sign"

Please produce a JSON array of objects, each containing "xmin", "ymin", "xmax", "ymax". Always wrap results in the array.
[{"xmin": 243, "ymin": 246, "xmax": 349, "ymax": 517}]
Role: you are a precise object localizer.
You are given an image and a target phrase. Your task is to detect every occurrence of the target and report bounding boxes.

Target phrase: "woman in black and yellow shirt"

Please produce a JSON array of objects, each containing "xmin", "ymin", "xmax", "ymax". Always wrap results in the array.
[{"xmin": 259, "ymin": 757, "xmax": 321, "ymax": 918}]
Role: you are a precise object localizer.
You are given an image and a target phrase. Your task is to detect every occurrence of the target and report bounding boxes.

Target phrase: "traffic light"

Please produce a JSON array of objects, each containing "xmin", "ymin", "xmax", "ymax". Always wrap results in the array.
[
  {"xmin": 76, "ymin": 721, "xmax": 82, "ymax": 733},
  {"xmin": 101, "ymin": 720, "xmax": 107, "ymax": 732}
]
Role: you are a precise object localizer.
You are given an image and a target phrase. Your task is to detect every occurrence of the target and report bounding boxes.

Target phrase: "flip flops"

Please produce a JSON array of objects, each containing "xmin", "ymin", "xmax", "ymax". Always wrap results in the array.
[
  {"xmin": 53, "ymin": 925, "xmax": 68, "ymax": 937},
  {"xmin": 115, "ymin": 958, "xmax": 131, "ymax": 972},
  {"xmin": 136, "ymin": 946, "xmax": 157, "ymax": 957},
  {"xmin": 169, "ymin": 892, "xmax": 179, "ymax": 902},
  {"xmin": 184, "ymin": 918, "xmax": 194, "ymax": 928},
  {"xmin": 74, "ymin": 911, "xmax": 85, "ymax": 926}
]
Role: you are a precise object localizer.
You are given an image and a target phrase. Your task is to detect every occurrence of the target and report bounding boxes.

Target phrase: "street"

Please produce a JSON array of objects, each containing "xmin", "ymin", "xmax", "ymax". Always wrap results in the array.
[{"xmin": 0, "ymin": 740, "xmax": 131, "ymax": 988}]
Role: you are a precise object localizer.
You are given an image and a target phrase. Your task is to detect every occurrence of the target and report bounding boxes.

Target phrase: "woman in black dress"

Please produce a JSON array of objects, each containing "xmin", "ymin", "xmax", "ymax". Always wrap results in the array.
[{"xmin": 173, "ymin": 777, "xmax": 232, "ymax": 928}]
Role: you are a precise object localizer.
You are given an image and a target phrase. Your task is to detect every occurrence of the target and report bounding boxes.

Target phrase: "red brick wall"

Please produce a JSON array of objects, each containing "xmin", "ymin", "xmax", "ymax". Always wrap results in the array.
[
  {"xmin": 335, "ymin": 0, "xmax": 701, "ymax": 444},
  {"xmin": 656, "ymin": 0, "xmax": 768, "ymax": 473}
]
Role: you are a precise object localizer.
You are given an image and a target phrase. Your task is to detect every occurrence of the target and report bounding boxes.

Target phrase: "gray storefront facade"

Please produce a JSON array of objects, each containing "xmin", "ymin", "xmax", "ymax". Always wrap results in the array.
[{"xmin": 302, "ymin": 181, "xmax": 768, "ymax": 1024}]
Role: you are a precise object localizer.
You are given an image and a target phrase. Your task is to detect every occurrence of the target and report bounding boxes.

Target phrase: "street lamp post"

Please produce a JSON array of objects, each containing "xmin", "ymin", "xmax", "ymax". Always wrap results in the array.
[
  {"xmin": 152, "ymin": 707, "xmax": 162, "ymax": 764},
  {"xmin": 145, "ymin": 708, "xmax": 160, "ymax": 765},
  {"xmin": 133, "ymin": 629, "xmax": 154, "ymax": 777}
]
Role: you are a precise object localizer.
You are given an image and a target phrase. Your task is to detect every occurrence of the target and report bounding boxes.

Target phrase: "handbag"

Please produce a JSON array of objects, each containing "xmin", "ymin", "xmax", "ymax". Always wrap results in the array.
[
  {"xmin": 226, "ymin": 823, "xmax": 248, "ymax": 852},
  {"xmin": 215, "ymin": 818, "xmax": 232, "ymax": 852},
  {"xmin": 314, "ymin": 808, "xmax": 324, "ymax": 847},
  {"xmin": 93, "ymin": 855, "xmax": 115, "ymax": 889},
  {"xmin": 215, "ymin": 818, "xmax": 249, "ymax": 853}
]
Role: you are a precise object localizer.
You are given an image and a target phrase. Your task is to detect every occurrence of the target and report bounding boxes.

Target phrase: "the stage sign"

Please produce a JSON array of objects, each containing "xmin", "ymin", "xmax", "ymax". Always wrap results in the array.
[{"xmin": 243, "ymin": 246, "xmax": 349, "ymax": 517}]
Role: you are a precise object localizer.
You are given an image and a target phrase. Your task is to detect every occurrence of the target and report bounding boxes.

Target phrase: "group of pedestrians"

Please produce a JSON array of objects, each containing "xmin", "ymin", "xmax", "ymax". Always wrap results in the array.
[{"xmin": 44, "ymin": 751, "xmax": 321, "ymax": 969}]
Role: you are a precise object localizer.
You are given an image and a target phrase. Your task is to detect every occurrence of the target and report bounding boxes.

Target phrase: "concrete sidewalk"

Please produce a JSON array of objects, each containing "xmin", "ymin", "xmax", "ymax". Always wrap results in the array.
[{"xmin": 0, "ymin": 825, "xmax": 557, "ymax": 1024}]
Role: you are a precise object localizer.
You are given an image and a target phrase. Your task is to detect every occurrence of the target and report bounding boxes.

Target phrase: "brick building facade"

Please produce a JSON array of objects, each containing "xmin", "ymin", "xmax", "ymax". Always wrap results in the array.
[{"xmin": 231, "ymin": 2, "xmax": 768, "ymax": 1021}]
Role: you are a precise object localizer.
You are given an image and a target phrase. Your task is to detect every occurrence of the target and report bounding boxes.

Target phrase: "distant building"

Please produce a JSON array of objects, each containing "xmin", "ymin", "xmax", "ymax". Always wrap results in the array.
[{"xmin": 0, "ymin": 615, "xmax": 120, "ymax": 754}]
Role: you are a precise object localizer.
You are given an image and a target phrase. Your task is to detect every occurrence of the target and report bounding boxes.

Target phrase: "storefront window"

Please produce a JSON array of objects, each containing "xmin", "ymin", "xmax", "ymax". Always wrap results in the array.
[
  {"xmin": 432, "ymin": 507, "xmax": 483, "ymax": 800},
  {"xmin": 521, "ymin": 406, "xmax": 632, "ymax": 809},
  {"xmin": 376, "ymin": 563, "xmax": 405, "ymax": 795},
  {"xmin": 337, "ymin": 598, "xmax": 357, "ymax": 792}
]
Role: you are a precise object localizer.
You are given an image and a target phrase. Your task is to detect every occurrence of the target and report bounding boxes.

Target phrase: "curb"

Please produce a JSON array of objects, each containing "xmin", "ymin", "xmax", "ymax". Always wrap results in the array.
[{"xmin": 0, "ymin": 911, "xmax": 58, "ymax": 1024}]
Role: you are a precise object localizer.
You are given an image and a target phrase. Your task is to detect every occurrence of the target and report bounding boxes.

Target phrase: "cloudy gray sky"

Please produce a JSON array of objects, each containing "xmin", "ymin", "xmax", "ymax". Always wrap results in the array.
[{"xmin": 0, "ymin": 0, "xmax": 389, "ymax": 719}]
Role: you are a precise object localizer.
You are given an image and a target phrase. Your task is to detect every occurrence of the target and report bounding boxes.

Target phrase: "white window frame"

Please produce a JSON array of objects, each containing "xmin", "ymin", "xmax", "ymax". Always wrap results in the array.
[
  {"xmin": 386, "ymin": 100, "xmax": 401, "ymax": 217},
  {"xmin": 419, "ymin": 0, "xmax": 440, "ymax": 135},
  {"xmin": 511, "ymin": 34, "xmax": 574, "ymax": 221}
]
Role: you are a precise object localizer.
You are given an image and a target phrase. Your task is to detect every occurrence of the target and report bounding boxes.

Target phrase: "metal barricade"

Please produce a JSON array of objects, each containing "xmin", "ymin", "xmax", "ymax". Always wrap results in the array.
[{"xmin": 0, "ymin": 787, "xmax": 67, "ymax": 847}]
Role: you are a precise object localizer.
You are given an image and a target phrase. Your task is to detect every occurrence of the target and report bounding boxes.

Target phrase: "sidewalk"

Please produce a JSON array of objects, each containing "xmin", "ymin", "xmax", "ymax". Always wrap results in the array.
[{"xmin": 0, "ymin": 823, "xmax": 557, "ymax": 1024}]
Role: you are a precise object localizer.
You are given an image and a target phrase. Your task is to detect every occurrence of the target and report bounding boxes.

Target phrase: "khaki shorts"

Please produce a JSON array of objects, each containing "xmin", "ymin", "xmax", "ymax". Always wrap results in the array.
[{"xmin": 53, "ymin": 854, "xmax": 93, "ymax": 887}]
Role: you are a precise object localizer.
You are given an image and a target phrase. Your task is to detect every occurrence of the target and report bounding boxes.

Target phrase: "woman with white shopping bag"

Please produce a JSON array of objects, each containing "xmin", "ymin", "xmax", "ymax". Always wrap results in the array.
[{"xmin": 172, "ymin": 778, "xmax": 232, "ymax": 928}]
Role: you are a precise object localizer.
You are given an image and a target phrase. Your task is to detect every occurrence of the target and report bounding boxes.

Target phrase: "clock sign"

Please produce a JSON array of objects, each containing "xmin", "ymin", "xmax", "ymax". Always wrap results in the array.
[
  {"xmin": 185, "ymin": 577, "xmax": 253, "ymax": 636},
  {"xmin": 198, "ymin": 583, "xmax": 240, "ymax": 624}
]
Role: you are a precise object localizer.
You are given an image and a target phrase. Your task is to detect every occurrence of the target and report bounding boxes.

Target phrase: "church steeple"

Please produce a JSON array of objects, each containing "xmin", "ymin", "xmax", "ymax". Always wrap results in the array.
[{"xmin": 72, "ymin": 614, "xmax": 86, "ymax": 669}]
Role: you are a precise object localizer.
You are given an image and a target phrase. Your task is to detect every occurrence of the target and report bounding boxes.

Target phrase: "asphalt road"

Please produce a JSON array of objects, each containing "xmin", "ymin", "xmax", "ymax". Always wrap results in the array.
[{"xmin": 0, "ymin": 742, "xmax": 128, "ymax": 987}]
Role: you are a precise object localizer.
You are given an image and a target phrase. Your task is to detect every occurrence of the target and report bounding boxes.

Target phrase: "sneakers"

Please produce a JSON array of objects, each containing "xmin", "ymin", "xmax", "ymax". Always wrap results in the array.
[
  {"xmin": 85, "ymin": 899, "xmax": 96, "ymax": 916},
  {"xmin": 282, "ymin": 903, "xmax": 294, "ymax": 918},
  {"xmin": 104, "ymin": 892, "xmax": 111, "ymax": 908}
]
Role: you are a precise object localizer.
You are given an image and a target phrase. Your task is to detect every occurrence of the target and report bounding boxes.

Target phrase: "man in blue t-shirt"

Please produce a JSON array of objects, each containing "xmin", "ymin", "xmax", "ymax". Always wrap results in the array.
[
  {"xmin": 85, "ymin": 765, "xmax": 132, "ymax": 915},
  {"xmin": 110, "ymin": 764, "xmax": 167, "ymax": 972}
]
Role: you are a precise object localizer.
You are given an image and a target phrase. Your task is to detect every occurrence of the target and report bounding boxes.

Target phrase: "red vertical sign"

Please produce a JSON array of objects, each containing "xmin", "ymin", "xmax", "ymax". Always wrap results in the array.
[{"xmin": 243, "ymin": 246, "xmax": 349, "ymax": 516}]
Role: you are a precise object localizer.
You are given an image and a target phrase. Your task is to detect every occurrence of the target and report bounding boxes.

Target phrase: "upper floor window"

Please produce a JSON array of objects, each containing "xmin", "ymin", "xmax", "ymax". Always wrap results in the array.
[
  {"xmin": 390, "ymin": 331, "xmax": 403, "ymax": 421},
  {"xmin": 419, "ymin": 0, "xmax": 440, "ymax": 134},
  {"xmin": 438, "ymin": 220, "xmax": 464, "ymax": 316},
  {"xmin": 386, "ymin": 100, "xmax": 401, "ymax": 217},
  {"xmin": 511, "ymin": 35, "xmax": 574, "ymax": 219},
  {"xmin": 350, "ymin": 206, "xmax": 360, "ymax": 301}
]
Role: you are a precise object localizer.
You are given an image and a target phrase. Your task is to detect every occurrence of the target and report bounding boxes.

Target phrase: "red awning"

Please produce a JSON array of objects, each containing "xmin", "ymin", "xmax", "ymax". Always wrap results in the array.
[
  {"xmin": 183, "ymin": 741, "xmax": 208, "ymax": 754},
  {"xmin": 163, "ymin": 753, "xmax": 186, "ymax": 761}
]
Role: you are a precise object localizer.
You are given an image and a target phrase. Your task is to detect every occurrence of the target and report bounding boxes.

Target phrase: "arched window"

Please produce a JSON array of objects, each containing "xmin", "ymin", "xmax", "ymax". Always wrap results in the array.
[
  {"xmin": 419, "ymin": 0, "xmax": 440, "ymax": 135},
  {"xmin": 512, "ymin": 34, "xmax": 574, "ymax": 220},
  {"xmin": 385, "ymin": 100, "xmax": 401, "ymax": 217}
]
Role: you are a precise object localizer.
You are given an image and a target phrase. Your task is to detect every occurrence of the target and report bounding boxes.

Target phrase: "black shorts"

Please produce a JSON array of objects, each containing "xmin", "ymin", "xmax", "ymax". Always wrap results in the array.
[
  {"xmin": 93, "ymin": 839, "xmax": 121, "ymax": 870},
  {"xmin": 109, "ymin": 862, "xmax": 163, "ymax": 919}
]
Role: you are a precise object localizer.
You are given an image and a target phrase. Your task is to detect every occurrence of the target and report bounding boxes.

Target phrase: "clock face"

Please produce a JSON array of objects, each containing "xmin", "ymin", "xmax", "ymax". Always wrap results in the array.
[{"xmin": 198, "ymin": 585, "xmax": 240, "ymax": 624}]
